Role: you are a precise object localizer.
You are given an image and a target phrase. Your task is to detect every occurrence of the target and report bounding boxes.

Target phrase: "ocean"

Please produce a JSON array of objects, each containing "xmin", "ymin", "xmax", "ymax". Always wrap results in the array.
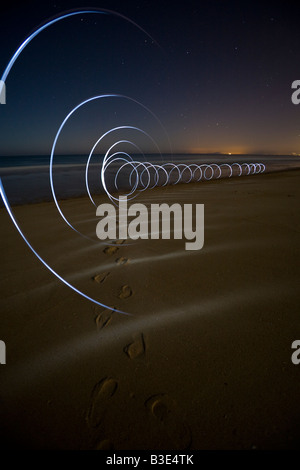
[{"xmin": 0, "ymin": 154, "xmax": 299, "ymax": 206}]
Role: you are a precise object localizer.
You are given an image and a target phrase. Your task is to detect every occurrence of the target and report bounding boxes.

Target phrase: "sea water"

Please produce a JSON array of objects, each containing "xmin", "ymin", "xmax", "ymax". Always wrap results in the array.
[{"xmin": 0, "ymin": 154, "xmax": 299, "ymax": 206}]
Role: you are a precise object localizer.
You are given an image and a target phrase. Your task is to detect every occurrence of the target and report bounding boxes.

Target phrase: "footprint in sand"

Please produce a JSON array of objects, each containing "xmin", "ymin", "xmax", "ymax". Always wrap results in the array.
[
  {"xmin": 115, "ymin": 257, "xmax": 130, "ymax": 266},
  {"xmin": 114, "ymin": 239, "xmax": 126, "ymax": 245},
  {"xmin": 103, "ymin": 246, "xmax": 119, "ymax": 255},
  {"xmin": 145, "ymin": 394, "xmax": 192, "ymax": 449},
  {"xmin": 124, "ymin": 334, "xmax": 145, "ymax": 359},
  {"xmin": 146, "ymin": 394, "xmax": 174, "ymax": 422},
  {"xmin": 86, "ymin": 377, "xmax": 118, "ymax": 428},
  {"xmin": 95, "ymin": 439, "xmax": 114, "ymax": 450},
  {"xmin": 93, "ymin": 272, "xmax": 110, "ymax": 284},
  {"xmin": 118, "ymin": 285, "xmax": 133, "ymax": 299},
  {"xmin": 95, "ymin": 307, "xmax": 115, "ymax": 330}
]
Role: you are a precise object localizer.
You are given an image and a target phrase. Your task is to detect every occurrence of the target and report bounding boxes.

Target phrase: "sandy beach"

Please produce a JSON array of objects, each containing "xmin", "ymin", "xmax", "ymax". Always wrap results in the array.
[{"xmin": 0, "ymin": 169, "xmax": 300, "ymax": 449}]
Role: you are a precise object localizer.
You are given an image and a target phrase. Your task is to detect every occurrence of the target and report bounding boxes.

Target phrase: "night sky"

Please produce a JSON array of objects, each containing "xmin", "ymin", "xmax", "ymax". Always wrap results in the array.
[{"xmin": 0, "ymin": 0, "xmax": 300, "ymax": 156}]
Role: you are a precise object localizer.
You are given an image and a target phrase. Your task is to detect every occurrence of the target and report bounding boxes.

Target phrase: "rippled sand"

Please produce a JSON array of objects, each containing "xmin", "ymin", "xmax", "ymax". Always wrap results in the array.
[{"xmin": 0, "ymin": 170, "xmax": 300, "ymax": 449}]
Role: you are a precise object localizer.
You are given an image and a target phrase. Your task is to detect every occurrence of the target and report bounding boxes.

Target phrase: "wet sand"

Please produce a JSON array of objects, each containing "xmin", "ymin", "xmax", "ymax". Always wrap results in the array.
[{"xmin": 0, "ymin": 170, "xmax": 300, "ymax": 449}]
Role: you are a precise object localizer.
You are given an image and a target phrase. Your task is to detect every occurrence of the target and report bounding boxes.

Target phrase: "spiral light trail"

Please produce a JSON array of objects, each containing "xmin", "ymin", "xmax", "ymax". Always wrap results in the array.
[{"xmin": 0, "ymin": 8, "xmax": 266, "ymax": 314}]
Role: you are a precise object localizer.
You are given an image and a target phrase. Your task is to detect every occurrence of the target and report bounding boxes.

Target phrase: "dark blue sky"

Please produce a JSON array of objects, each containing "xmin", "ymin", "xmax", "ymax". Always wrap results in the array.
[{"xmin": 1, "ymin": 0, "xmax": 300, "ymax": 156}]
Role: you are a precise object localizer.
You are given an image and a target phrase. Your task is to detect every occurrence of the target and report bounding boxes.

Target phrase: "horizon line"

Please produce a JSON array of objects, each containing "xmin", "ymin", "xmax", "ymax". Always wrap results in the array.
[{"xmin": 1, "ymin": 152, "xmax": 300, "ymax": 158}]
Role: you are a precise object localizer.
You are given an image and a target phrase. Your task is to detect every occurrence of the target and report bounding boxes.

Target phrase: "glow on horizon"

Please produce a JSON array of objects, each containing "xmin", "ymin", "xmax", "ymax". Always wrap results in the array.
[
  {"xmin": 188, "ymin": 147, "xmax": 251, "ymax": 155},
  {"xmin": 187, "ymin": 146, "xmax": 300, "ymax": 156}
]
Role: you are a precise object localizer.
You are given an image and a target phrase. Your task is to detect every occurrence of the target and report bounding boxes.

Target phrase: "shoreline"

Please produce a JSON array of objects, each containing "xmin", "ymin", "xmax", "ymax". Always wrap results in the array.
[{"xmin": 1, "ymin": 164, "xmax": 300, "ymax": 208}]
